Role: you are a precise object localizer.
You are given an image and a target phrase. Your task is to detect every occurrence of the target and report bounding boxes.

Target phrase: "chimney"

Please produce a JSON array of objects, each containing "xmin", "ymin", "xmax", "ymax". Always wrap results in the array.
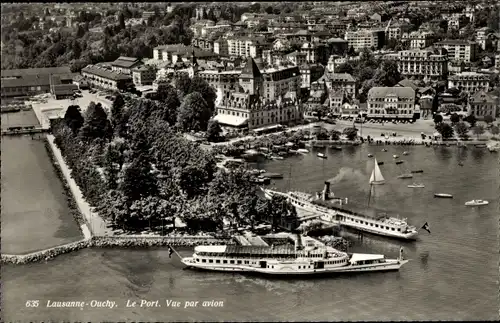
[{"xmin": 322, "ymin": 181, "xmax": 330, "ymax": 200}]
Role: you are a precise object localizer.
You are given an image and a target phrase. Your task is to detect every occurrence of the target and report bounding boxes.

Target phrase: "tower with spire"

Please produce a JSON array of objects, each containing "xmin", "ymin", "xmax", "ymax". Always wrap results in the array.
[{"xmin": 239, "ymin": 57, "xmax": 263, "ymax": 96}]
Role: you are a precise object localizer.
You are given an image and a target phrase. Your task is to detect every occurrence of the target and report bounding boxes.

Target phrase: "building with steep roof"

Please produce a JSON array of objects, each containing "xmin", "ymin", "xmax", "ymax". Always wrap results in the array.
[
  {"xmin": 367, "ymin": 86, "xmax": 416, "ymax": 120},
  {"xmin": 468, "ymin": 90, "xmax": 497, "ymax": 120},
  {"xmin": 315, "ymin": 72, "xmax": 356, "ymax": 97},
  {"xmin": 213, "ymin": 57, "xmax": 303, "ymax": 131}
]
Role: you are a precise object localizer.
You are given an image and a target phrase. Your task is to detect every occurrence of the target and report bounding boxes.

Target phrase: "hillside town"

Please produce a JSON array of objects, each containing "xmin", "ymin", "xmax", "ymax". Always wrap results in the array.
[{"xmin": 2, "ymin": 1, "xmax": 499, "ymax": 134}]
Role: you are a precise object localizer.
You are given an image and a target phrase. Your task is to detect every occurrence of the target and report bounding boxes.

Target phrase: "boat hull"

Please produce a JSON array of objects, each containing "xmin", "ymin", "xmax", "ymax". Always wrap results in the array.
[
  {"xmin": 370, "ymin": 181, "xmax": 385, "ymax": 185},
  {"xmin": 182, "ymin": 258, "xmax": 409, "ymax": 275},
  {"xmin": 465, "ymin": 202, "xmax": 489, "ymax": 206},
  {"xmin": 434, "ymin": 194, "xmax": 453, "ymax": 198}
]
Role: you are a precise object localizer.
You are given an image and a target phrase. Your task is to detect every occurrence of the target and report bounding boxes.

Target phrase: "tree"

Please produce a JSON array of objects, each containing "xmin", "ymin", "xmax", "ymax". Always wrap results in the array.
[
  {"xmin": 118, "ymin": 12, "xmax": 125, "ymax": 30},
  {"xmin": 433, "ymin": 113, "xmax": 443, "ymax": 124},
  {"xmin": 472, "ymin": 124, "xmax": 485, "ymax": 139},
  {"xmin": 435, "ymin": 122, "xmax": 454, "ymax": 139},
  {"xmin": 450, "ymin": 113, "xmax": 460, "ymax": 124},
  {"xmin": 79, "ymin": 102, "xmax": 113, "ymax": 142},
  {"xmin": 464, "ymin": 114, "xmax": 477, "ymax": 127},
  {"xmin": 129, "ymin": 195, "xmax": 170, "ymax": 230},
  {"xmin": 372, "ymin": 60, "xmax": 402, "ymax": 87},
  {"xmin": 206, "ymin": 119, "xmax": 222, "ymax": 142},
  {"xmin": 120, "ymin": 153, "xmax": 158, "ymax": 203},
  {"xmin": 329, "ymin": 129, "xmax": 341, "ymax": 141},
  {"xmin": 153, "ymin": 84, "xmax": 181, "ymax": 125},
  {"xmin": 484, "ymin": 115, "xmax": 494, "ymax": 125},
  {"xmin": 490, "ymin": 125, "xmax": 499, "ymax": 135},
  {"xmin": 264, "ymin": 195, "xmax": 297, "ymax": 232},
  {"xmin": 342, "ymin": 127, "xmax": 358, "ymax": 141},
  {"xmin": 176, "ymin": 92, "xmax": 213, "ymax": 132},
  {"xmin": 111, "ymin": 93, "xmax": 125, "ymax": 135},
  {"xmin": 188, "ymin": 76, "xmax": 217, "ymax": 114},
  {"xmin": 63, "ymin": 105, "xmax": 84, "ymax": 134},
  {"xmin": 454, "ymin": 122, "xmax": 469, "ymax": 140}
]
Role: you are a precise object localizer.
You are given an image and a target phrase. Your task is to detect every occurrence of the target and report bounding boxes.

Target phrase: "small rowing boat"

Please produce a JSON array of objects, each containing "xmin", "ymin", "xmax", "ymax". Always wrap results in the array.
[
  {"xmin": 411, "ymin": 170, "xmax": 423, "ymax": 173},
  {"xmin": 408, "ymin": 183, "xmax": 425, "ymax": 188},
  {"xmin": 317, "ymin": 153, "xmax": 327, "ymax": 159},
  {"xmin": 434, "ymin": 193, "xmax": 453, "ymax": 198},
  {"xmin": 395, "ymin": 161, "xmax": 404, "ymax": 165}
]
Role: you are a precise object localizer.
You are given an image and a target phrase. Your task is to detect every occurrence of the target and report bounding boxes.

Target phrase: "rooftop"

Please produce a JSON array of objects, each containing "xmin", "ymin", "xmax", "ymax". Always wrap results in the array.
[
  {"xmin": 81, "ymin": 65, "xmax": 132, "ymax": 81},
  {"xmin": 368, "ymin": 86, "xmax": 415, "ymax": 99},
  {"xmin": 240, "ymin": 57, "xmax": 262, "ymax": 79},
  {"xmin": 1, "ymin": 66, "xmax": 72, "ymax": 79}
]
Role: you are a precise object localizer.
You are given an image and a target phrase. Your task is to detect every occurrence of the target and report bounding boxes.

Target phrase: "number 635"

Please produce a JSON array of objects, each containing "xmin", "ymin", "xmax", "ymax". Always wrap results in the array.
[{"xmin": 26, "ymin": 300, "xmax": 39, "ymax": 307}]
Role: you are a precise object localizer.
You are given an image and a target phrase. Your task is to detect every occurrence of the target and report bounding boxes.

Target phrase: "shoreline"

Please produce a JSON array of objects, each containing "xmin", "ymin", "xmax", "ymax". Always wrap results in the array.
[{"xmin": 0, "ymin": 236, "xmax": 236, "ymax": 265}]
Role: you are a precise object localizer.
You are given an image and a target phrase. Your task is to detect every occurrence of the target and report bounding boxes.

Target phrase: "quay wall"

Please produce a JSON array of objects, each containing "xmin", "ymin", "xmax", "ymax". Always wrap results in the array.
[{"xmin": 1, "ymin": 236, "xmax": 235, "ymax": 265}]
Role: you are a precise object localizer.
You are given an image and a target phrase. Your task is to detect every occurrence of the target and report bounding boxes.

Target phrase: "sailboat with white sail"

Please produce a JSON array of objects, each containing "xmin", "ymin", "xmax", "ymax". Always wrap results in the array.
[{"xmin": 370, "ymin": 158, "xmax": 385, "ymax": 185}]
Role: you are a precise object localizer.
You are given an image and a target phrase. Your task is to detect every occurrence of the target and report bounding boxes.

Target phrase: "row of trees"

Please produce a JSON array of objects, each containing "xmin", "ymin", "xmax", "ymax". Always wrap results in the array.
[
  {"xmin": 54, "ymin": 92, "xmax": 295, "ymax": 234},
  {"xmin": 433, "ymin": 115, "xmax": 498, "ymax": 140}
]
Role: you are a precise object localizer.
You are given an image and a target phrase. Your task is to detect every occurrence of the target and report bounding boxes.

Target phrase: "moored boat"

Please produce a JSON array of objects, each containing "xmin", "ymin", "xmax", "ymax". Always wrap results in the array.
[
  {"xmin": 464, "ymin": 199, "xmax": 489, "ymax": 206},
  {"xmin": 381, "ymin": 148, "xmax": 387, "ymax": 152},
  {"xmin": 181, "ymin": 238, "xmax": 409, "ymax": 275},
  {"xmin": 408, "ymin": 183, "xmax": 425, "ymax": 188},
  {"xmin": 411, "ymin": 170, "xmax": 424, "ymax": 173},
  {"xmin": 397, "ymin": 174, "xmax": 413, "ymax": 179},
  {"xmin": 297, "ymin": 148, "xmax": 309, "ymax": 154},
  {"xmin": 434, "ymin": 193, "xmax": 453, "ymax": 198},
  {"xmin": 395, "ymin": 161, "xmax": 404, "ymax": 165},
  {"xmin": 271, "ymin": 156, "xmax": 284, "ymax": 160},
  {"xmin": 377, "ymin": 161, "xmax": 384, "ymax": 165},
  {"xmin": 333, "ymin": 146, "xmax": 342, "ymax": 151},
  {"xmin": 262, "ymin": 172, "xmax": 284, "ymax": 179},
  {"xmin": 317, "ymin": 153, "xmax": 327, "ymax": 159},
  {"xmin": 393, "ymin": 155, "xmax": 399, "ymax": 159},
  {"xmin": 368, "ymin": 153, "xmax": 373, "ymax": 158},
  {"xmin": 403, "ymin": 151, "xmax": 409, "ymax": 155}
]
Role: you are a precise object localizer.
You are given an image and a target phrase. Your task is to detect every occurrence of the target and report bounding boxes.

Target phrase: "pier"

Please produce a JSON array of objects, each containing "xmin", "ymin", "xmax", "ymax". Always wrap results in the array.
[{"xmin": 1, "ymin": 125, "xmax": 49, "ymax": 136}]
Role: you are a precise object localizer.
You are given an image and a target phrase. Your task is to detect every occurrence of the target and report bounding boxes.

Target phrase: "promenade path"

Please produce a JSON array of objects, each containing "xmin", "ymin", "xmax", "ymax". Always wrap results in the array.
[{"xmin": 47, "ymin": 135, "xmax": 109, "ymax": 237}]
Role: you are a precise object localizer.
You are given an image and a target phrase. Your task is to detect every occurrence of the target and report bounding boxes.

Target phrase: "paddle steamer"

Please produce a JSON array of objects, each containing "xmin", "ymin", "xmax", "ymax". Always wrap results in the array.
[{"xmin": 182, "ymin": 236, "xmax": 408, "ymax": 275}]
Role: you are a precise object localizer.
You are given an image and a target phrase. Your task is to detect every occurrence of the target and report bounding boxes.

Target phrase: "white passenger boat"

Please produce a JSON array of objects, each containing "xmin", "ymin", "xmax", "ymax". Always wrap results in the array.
[
  {"xmin": 182, "ymin": 238, "xmax": 409, "ymax": 275},
  {"xmin": 297, "ymin": 148, "xmax": 309, "ymax": 154},
  {"xmin": 407, "ymin": 183, "xmax": 425, "ymax": 188},
  {"xmin": 262, "ymin": 184, "xmax": 418, "ymax": 240},
  {"xmin": 464, "ymin": 199, "xmax": 489, "ymax": 206},
  {"xmin": 317, "ymin": 152, "xmax": 327, "ymax": 159}
]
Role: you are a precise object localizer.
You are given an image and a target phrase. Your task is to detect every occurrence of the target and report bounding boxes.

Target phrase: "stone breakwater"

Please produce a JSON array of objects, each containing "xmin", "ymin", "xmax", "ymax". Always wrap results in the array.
[{"xmin": 1, "ymin": 236, "xmax": 235, "ymax": 265}]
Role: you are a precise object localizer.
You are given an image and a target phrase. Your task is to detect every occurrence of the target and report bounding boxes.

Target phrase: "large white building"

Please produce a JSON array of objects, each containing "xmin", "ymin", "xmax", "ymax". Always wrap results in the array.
[
  {"xmin": 367, "ymin": 87, "xmax": 416, "ymax": 119},
  {"xmin": 407, "ymin": 31, "xmax": 435, "ymax": 49},
  {"xmin": 434, "ymin": 40, "xmax": 478, "ymax": 63},
  {"xmin": 213, "ymin": 58, "xmax": 303, "ymax": 131},
  {"xmin": 448, "ymin": 72, "xmax": 490, "ymax": 94},
  {"xmin": 345, "ymin": 29, "xmax": 385, "ymax": 52},
  {"xmin": 397, "ymin": 49, "xmax": 448, "ymax": 81}
]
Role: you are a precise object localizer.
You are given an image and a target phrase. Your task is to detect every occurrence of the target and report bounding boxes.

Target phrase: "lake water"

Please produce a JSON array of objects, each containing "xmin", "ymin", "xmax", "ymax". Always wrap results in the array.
[
  {"xmin": 1, "ymin": 110, "xmax": 83, "ymax": 254},
  {"xmin": 2, "ymin": 144, "xmax": 499, "ymax": 321}
]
